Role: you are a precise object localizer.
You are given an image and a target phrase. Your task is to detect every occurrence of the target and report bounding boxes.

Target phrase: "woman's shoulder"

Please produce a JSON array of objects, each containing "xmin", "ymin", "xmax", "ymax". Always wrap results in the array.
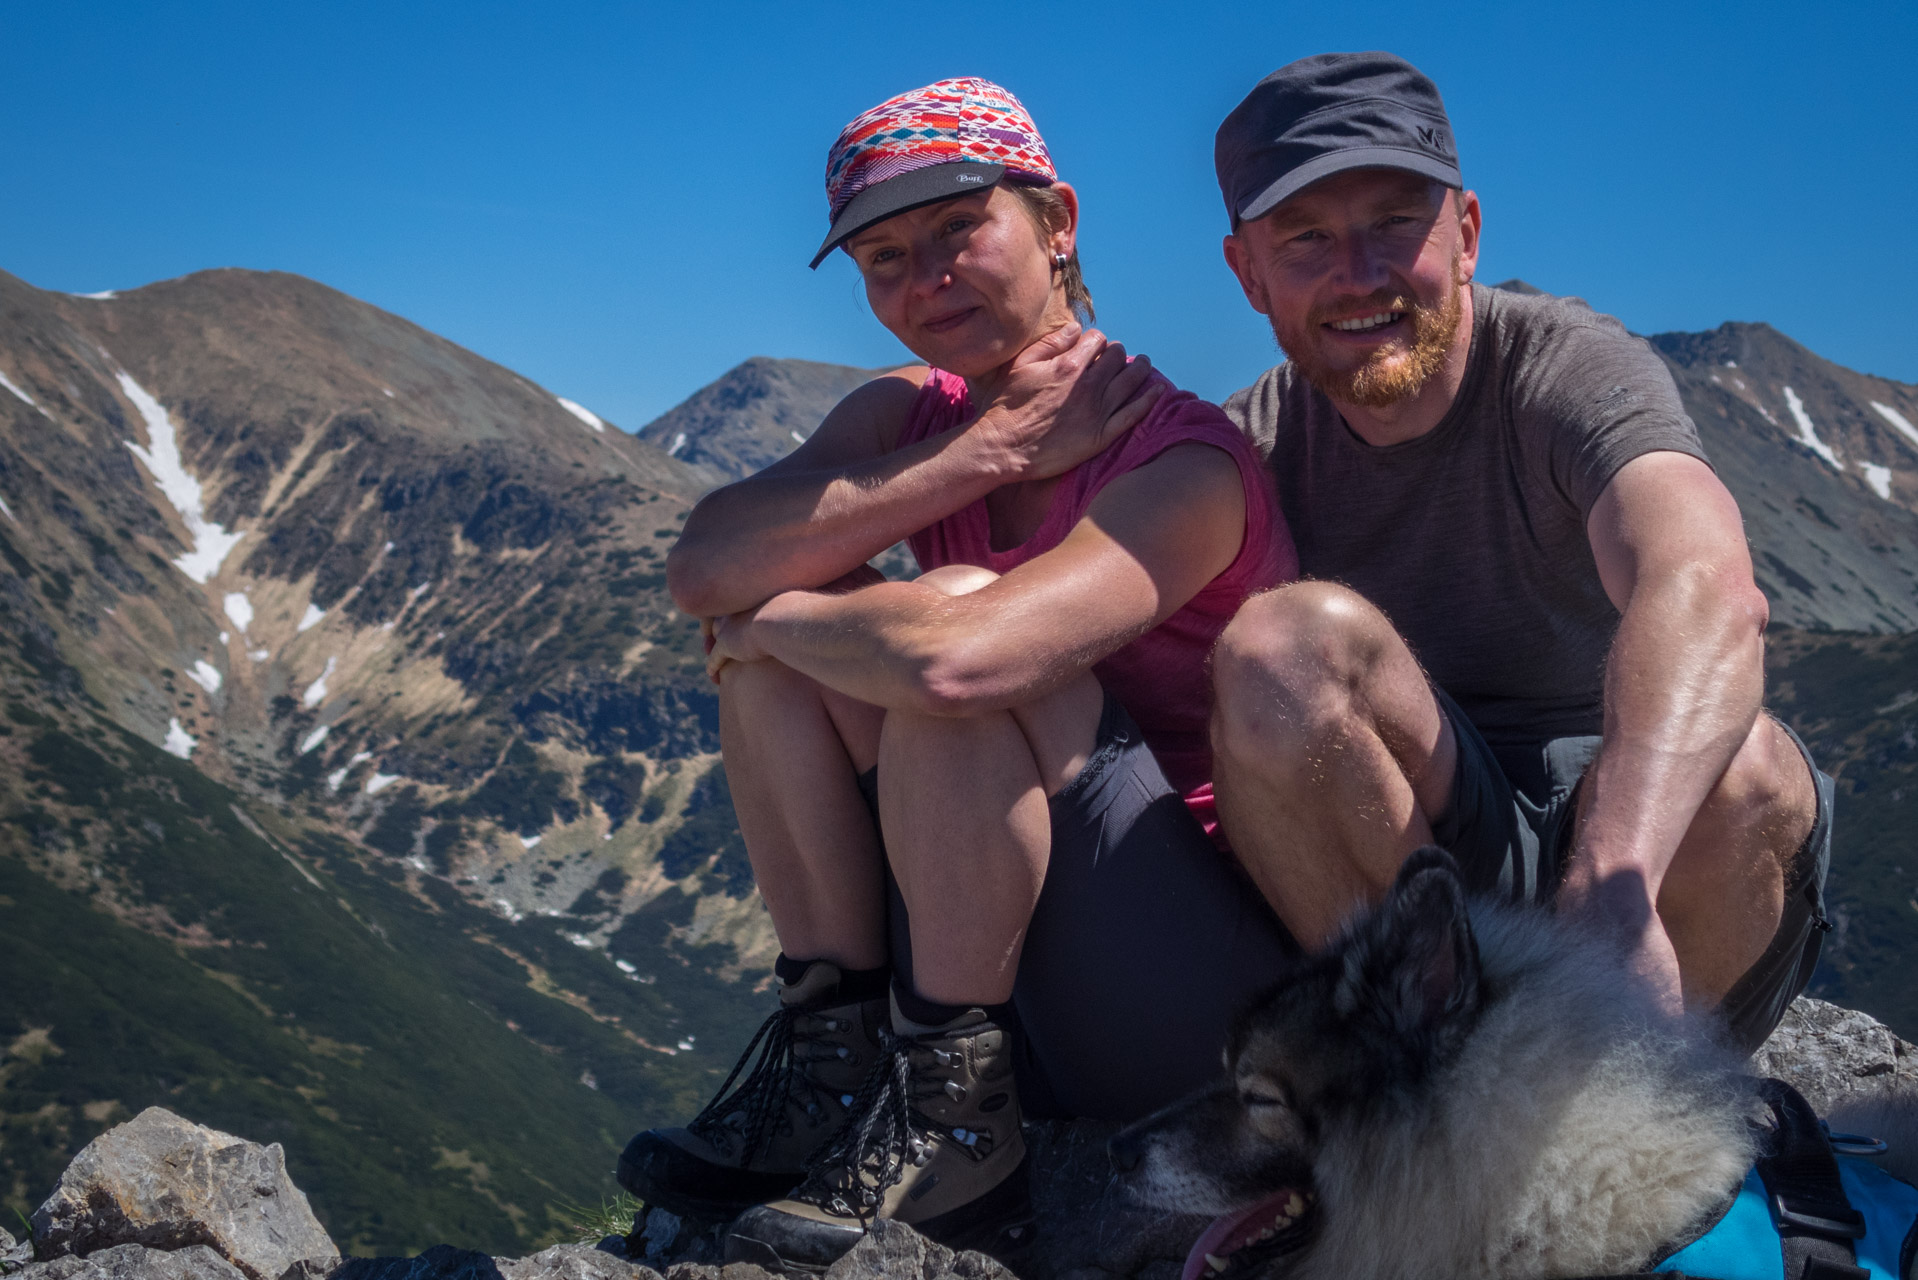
[
  {"xmin": 1123, "ymin": 368, "xmax": 1261, "ymax": 459},
  {"xmin": 807, "ymin": 365, "xmax": 940, "ymax": 457}
]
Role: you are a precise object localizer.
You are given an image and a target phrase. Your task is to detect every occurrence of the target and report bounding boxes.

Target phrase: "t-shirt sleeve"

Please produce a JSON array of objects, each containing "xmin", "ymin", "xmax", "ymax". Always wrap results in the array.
[{"xmin": 1512, "ymin": 316, "xmax": 1710, "ymax": 517}]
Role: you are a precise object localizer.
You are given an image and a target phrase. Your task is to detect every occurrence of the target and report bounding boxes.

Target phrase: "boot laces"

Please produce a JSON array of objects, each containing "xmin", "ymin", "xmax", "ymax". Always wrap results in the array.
[
  {"xmin": 790, "ymin": 1027, "xmax": 959, "ymax": 1223},
  {"xmin": 686, "ymin": 1003, "xmax": 846, "ymax": 1162}
]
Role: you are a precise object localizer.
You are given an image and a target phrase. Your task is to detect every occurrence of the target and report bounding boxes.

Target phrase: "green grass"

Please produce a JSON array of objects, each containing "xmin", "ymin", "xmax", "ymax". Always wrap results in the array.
[{"xmin": 0, "ymin": 719, "xmax": 769, "ymax": 1256}]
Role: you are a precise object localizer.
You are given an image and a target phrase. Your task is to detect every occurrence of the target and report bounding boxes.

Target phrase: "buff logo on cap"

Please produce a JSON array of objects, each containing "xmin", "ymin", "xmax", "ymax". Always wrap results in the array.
[{"xmin": 823, "ymin": 77, "xmax": 1056, "ymax": 223}]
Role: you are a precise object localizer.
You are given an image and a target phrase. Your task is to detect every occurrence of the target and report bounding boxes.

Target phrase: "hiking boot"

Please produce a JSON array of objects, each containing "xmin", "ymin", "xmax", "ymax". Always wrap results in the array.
[
  {"xmin": 722, "ymin": 996, "xmax": 1034, "ymax": 1273},
  {"xmin": 616, "ymin": 962, "xmax": 887, "ymax": 1220}
]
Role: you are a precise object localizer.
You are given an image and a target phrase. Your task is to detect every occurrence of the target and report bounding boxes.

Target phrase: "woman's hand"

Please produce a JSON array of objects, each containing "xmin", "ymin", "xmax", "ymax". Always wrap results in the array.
[
  {"xmin": 973, "ymin": 323, "xmax": 1164, "ymax": 481},
  {"xmin": 704, "ymin": 565, "xmax": 890, "ymax": 683},
  {"xmin": 706, "ymin": 606, "xmax": 770, "ymax": 683}
]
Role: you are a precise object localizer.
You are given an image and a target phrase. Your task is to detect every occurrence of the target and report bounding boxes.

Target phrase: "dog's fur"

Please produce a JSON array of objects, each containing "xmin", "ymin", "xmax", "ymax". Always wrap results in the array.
[{"xmin": 1112, "ymin": 847, "xmax": 1762, "ymax": 1280}]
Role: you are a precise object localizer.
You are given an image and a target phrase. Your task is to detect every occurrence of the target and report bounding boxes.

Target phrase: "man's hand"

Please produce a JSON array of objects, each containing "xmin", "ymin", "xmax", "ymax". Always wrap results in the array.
[
  {"xmin": 1558, "ymin": 852, "xmax": 1685, "ymax": 1017},
  {"xmin": 973, "ymin": 323, "xmax": 1164, "ymax": 481}
]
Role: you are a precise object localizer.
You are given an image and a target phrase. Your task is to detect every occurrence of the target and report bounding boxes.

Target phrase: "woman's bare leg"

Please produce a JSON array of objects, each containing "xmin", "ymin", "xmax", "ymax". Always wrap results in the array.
[
  {"xmin": 717, "ymin": 656, "xmax": 886, "ymax": 969},
  {"xmin": 876, "ymin": 564, "xmax": 1104, "ymax": 1006}
]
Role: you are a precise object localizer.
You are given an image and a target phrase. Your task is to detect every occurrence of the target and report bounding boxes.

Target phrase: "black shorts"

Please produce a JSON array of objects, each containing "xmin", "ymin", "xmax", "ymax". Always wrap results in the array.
[
  {"xmin": 859, "ymin": 692, "xmax": 1299, "ymax": 1122},
  {"xmin": 1431, "ymin": 686, "xmax": 1835, "ymax": 1054}
]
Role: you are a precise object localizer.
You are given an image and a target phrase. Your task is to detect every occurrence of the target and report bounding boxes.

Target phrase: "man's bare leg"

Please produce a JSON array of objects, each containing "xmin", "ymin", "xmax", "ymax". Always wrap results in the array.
[
  {"xmin": 1633, "ymin": 713, "xmax": 1816, "ymax": 1005},
  {"xmin": 1209, "ymin": 581, "xmax": 1459, "ymax": 949},
  {"xmin": 717, "ymin": 657, "xmax": 886, "ymax": 969}
]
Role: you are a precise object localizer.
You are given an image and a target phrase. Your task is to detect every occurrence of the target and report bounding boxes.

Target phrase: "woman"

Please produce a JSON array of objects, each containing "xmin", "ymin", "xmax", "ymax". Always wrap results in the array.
[{"xmin": 619, "ymin": 78, "xmax": 1298, "ymax": 1269}]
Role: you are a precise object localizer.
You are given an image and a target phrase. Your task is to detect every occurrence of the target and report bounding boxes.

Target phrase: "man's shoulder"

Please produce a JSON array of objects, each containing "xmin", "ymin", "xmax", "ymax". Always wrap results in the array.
[
  {"xmin": 1223, "ymin": 361, "xmax": 1323, "ymax": 454},
  {"xmin": 1478, "ymin": 282, "xmax": 1648, "ymax": 366}
]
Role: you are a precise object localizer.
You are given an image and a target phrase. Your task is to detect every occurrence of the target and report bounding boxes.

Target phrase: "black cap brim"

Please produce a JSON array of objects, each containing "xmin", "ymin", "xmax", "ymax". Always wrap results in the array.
[
  {"xmin": 1236, "ymin": 146, "xmax": 1461, "ymax": 224},
  {"xmin": 809, "ymin": 161, "xmax": 1007, "ymax": 269}
]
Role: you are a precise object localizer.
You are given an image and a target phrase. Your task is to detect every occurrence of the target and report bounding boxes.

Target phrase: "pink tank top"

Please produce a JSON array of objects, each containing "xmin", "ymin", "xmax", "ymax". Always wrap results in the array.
[{"xmin": 897, "ymin": 368, "xmax": 1299, "ymax": 841}]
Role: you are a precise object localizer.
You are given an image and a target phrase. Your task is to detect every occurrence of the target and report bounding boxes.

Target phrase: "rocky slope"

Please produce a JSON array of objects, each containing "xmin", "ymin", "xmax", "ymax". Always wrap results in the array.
[{"xmin": 0, "ymin": 268, "xmax": 876, "ymax": 1254}]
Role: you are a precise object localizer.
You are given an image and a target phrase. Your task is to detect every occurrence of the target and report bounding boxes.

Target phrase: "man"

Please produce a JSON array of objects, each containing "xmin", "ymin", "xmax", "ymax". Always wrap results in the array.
[{"xmin": 1207, "ymin": 52, "xmax": 1832, "ymax": 1051}]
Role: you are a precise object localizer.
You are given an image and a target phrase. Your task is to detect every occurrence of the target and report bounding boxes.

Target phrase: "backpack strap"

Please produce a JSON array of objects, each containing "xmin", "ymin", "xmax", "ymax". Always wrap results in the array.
[{"xmin": 1753, "ymin": 1078, "xmax": 1870, "ymax": 1280}]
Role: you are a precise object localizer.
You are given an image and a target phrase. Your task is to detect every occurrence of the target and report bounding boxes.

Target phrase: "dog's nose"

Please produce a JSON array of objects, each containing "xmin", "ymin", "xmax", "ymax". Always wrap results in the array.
[{"xmin": 1107, "ymin": 1132, "xmax": 1143, "ymax": 1175}]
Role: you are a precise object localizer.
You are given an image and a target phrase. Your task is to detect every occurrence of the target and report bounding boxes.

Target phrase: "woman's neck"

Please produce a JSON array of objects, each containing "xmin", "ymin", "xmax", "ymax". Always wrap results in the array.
[{"xmin": 960, "ymin": 301, "xmax": 1079, "ymax": 408}]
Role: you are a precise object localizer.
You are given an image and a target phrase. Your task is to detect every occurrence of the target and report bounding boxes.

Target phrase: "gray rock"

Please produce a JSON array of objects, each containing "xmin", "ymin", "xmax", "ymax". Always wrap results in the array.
[
  {"xmin": 12, "ymin": 1243, "xmax": 247, "ymax": 1280},
  {"xmin": 661, "ymin": 1266, "xmax": 773, "ymax": 1280},
  {"xmin": 496, "ymin": 1245, "xmax": 662, "ymax": 1280},
  {"xmin": 3, "ymin": 1229, "xmax": 34, "ymax": 1277},
  {"xmin": 1753, "ymin": 996, "xmax": 1918, "ymax": 1110},
  {"xmin": 819, "ymin": 1220, "xmax": 1016, "ymax": 1280},
  {"xmin": 31, "ymin": 1108, "xmax": 338, "ymax": 1280}
]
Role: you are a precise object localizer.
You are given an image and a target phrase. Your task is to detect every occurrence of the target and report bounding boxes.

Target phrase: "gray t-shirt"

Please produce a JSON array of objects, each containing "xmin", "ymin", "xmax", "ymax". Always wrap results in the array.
[{"xmin": 1224, "ymin": 283, "xmax": 1709, "ymax": 748}]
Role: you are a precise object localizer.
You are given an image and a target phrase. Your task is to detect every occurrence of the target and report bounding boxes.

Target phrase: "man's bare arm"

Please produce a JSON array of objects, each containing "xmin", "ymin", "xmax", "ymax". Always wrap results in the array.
[
  {"xmin": 708, "ymin": 443, "xmax": 1246, "ymax": 713},
  {"xmin": 1562, "ymin": 450, "xmax": 1771, "ymax": 1005},
  {"xmin": 667, "ymin": 327, "xmax": 1161, "ymax": 618}
]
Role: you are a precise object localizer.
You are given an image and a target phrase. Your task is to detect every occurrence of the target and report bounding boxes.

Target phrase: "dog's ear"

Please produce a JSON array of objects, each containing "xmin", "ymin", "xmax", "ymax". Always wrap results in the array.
[{"xmin": 1339, "ymin": 846, "xmax": 1482, "ymax": 1049}]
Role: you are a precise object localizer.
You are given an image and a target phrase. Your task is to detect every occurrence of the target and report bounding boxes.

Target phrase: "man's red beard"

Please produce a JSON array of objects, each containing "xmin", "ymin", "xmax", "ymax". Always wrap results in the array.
[{"xmin": 1271, "ymin": 266, "xmax": 1465, "ymax": 409}]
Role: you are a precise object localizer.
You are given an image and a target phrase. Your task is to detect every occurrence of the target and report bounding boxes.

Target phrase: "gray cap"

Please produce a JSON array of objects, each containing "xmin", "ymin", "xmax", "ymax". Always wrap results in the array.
[{"xmin": 1215, "ymin": 52, "xmax": 1461, "ymax": 226}]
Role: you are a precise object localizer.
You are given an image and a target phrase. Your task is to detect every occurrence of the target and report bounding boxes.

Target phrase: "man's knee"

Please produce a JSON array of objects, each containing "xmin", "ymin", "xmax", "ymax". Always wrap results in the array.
[
  {"xmin": 1211, "ymin": 582, "xmax": 1400, "ymax": 759},
  {"xmin": 1670, "ymin": 716, "xmax": 1816, "ymax": 893}
]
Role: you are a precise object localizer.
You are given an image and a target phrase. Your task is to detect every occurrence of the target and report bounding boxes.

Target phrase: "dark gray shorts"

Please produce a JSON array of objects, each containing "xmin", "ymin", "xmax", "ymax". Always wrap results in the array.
[
  {"xmin": 1431, "ymin": 687, "xmax": 1834, "ymax": 1054},
  {"xmin": 860, "ymin": 692, "xmax": 1299, "ymax": 1122}
]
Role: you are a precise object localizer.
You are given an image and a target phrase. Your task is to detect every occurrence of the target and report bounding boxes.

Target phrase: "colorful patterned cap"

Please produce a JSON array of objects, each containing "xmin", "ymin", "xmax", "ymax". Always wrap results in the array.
[{"xmin": 810, "ymin": 77, "xmax": 1057, "ymax": 268}]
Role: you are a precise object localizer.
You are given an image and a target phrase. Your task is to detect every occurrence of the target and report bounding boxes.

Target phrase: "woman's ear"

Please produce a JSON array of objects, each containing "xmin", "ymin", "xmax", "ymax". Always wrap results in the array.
[{"xmin": 1048, "ymin": 181, "xmax": 1080, "ymax": 258}]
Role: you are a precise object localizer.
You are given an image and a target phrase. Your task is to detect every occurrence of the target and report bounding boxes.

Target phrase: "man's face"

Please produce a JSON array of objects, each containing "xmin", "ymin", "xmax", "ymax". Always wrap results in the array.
[{"xmin": 1223, "ymin": 169, "xmax": 1480, "ymax": 408}]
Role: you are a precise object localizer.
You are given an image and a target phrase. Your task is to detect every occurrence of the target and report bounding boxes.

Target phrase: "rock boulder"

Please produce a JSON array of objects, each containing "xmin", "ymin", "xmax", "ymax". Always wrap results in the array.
[{"xmin": 29, "ymin": 1108, "xmax": 338, "ymax": 1280}]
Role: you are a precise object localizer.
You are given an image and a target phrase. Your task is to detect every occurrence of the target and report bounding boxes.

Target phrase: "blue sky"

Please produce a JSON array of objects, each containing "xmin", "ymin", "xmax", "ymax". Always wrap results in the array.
[{"xmin": 3, "ymin": 2, "xmax": 1913, "ymax": 430}]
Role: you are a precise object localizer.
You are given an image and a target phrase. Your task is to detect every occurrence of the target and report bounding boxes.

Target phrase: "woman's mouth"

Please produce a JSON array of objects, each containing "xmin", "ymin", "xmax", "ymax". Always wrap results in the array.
[{"xmin": 921, "ymin": 306, "xmax": 980, "ymax": 334}]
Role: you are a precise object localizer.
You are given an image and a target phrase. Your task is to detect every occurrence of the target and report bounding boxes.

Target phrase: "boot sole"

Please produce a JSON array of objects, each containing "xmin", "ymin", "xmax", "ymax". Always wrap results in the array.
[
  {"xmin": 616, "ymin": 1137, "xmax": 805, "ymax": 1224},
  {"xmin": 723, "ymin": 1154, "xmax": 1036, "ymax": 1272}
]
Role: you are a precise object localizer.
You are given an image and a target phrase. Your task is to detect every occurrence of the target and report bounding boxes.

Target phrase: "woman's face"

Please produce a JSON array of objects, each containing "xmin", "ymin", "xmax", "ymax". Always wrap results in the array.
[{"xmin": 844, "ymin": 182, "xmax": 1076, "ymax": 378}]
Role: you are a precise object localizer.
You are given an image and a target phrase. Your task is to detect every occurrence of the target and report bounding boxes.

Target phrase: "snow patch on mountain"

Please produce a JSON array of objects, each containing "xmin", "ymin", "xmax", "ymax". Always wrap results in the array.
[
  {"xmin": 1872, "ymin": 401, "xmax": 1918, "ymax": 451},
  {"xmin": 186, "ymin": 660, "xmax": 223, "ymax": 694},
  {"xmin": 299, "ymin": 724, "xmax": 330, "ymax": 754},
  {"xmin": 365, "ymin": 772, "xmax": 401, "ymax": 795},
  {"xmin": 223, "ymin": 592, "xmax": 254, "ymax": 633},
  {"xmin": 298, "ymin": 603, "xmax": 325, "ymax": 633},
  {"xmin": 557, "ymin": 397, "xmax": 606, "ymax": 432},
  {"xmin": 1782, "ymin": 386, "xmax": 1840, "ymax": 469},
  {"xmin": 163, "ymin": 718, "xmax": 197, "ymax": 759},
  {"xmin": 116, "ymin": 372, "xmax": 246, "ymax": 583},
  {"xmin": 1862, "ymin": 463, "xmax": 1894, "ymax": 501},
  {"xmin": 302, "ymin": 656, "xmax": 338, "ymax": 710},
  {"xmin": 0, "ymin": 372, "xmax": 42, "ymax": 412}
]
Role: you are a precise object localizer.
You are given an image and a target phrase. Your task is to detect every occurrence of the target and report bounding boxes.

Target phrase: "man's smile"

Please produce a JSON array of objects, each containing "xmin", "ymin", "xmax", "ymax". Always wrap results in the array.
[{"xmin": 1326, "ymin": 311, "xmax": 1405, "ymax": 334}]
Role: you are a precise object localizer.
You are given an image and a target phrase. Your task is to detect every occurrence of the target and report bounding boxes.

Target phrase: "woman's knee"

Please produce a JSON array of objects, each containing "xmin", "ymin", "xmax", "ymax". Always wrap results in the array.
[{"xmin": 916, "ymin": 563, "xmax": 1000, "ymax": 597}]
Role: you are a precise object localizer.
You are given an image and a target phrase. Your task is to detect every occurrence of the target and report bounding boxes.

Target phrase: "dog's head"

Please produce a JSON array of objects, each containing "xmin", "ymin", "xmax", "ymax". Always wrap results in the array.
[{"xmin": 1109, "ymin": 846, "xmax": 1485, "ymax": 1279}]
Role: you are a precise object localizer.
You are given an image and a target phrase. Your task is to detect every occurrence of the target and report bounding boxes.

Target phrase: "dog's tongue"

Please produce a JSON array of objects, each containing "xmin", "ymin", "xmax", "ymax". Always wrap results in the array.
[{"xmin": 1181, "ymin": 1188, "xmax": 1305, "ymax": 1280}]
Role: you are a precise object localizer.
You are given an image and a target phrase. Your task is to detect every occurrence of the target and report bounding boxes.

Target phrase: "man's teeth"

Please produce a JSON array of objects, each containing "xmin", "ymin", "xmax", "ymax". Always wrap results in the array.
[{"xmin": 1330, "ymin": 312, "xmax": 1401, "ymax": 332}]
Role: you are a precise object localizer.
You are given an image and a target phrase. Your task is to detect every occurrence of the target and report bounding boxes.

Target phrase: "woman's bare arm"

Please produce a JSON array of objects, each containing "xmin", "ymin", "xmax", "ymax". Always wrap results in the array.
[
  {"xmin": 709, "ymin": 443, "xmax": 1247, "ymax": 713},
  {"xmin": 667, "ymin": 325, "xmax": 1162, "ymax": 618}
]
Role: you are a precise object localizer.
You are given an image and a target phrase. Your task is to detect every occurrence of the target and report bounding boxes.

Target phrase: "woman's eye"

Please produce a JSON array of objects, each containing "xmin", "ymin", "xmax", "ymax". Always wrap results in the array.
[{"xmin": 943, "ymin": 217, "xmax": 973, "ymax": 235}]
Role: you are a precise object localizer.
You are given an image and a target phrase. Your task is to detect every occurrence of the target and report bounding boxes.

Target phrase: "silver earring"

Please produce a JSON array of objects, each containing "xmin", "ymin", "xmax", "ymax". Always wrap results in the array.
[{"xmin": 1053, "ymin": 252, "xmax": 1069, "ymax": 270}]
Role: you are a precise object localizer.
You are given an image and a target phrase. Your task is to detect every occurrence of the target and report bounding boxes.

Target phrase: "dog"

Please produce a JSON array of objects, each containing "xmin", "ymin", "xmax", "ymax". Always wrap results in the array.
[{"xmin": 1108, "ymin": 846, "xmax": 1918, "ymax": 1280}]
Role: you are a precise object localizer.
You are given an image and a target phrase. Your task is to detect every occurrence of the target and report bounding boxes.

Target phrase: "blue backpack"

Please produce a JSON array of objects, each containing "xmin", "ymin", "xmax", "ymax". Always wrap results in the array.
[{"xmin": 1647, "ymin": 1079, "xmax": 1918, "ymax": 1280}]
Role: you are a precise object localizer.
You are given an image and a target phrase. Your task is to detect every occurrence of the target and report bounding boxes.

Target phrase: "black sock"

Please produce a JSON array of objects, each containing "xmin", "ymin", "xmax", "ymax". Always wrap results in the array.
[
  {"xmin": 774, "ymin": 953, "xmax": 890, "ymax": 1001},
  {"xmin": 891, "ymin": 979, "xmax": 1011, "ymax": 1029}
]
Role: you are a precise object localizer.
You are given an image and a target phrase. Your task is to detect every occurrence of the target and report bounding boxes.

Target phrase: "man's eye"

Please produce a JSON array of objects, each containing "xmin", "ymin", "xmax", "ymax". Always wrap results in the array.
[{"xmin": 1241, "ymin": 1092, "xmax": 1286, "ymax": 1109}]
